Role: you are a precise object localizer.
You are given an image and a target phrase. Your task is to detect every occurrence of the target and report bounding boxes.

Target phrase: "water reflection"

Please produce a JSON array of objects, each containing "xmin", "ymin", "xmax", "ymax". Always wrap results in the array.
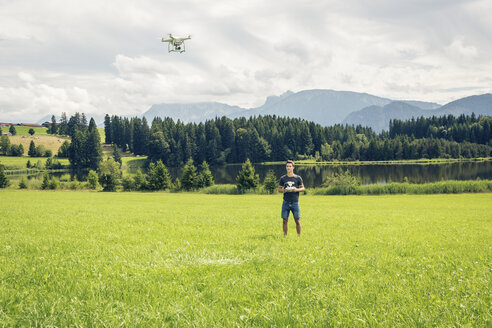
[
  {"xmin": 8, "ymin": 161, "xmax": 492, "ymax": 187},
  {"xmin": 212, "ymin": 161, "xmax": 492, "ymax": 187}
]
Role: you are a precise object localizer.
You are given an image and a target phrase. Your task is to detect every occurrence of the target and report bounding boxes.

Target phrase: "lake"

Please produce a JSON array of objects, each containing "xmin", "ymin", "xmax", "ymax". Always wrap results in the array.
[
  {"xmin": 13, "ymin": 160, "xmax": 492, "ymax": 187},
  {"xmin": 209, "ymin": 161, "xmax": 492, "ymax": 187}
]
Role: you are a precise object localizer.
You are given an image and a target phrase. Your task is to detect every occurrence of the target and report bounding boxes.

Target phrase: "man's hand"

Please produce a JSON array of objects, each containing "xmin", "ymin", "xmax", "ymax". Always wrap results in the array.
[{"xmin": 296, "ymin": 184, "xmax": 305, "ymax": 193}]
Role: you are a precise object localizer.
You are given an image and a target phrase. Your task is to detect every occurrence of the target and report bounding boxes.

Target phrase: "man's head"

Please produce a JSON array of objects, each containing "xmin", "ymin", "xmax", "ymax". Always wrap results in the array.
[{"xmin": 286, "ymin": 160, "xmax": 295, "ymax": 174}]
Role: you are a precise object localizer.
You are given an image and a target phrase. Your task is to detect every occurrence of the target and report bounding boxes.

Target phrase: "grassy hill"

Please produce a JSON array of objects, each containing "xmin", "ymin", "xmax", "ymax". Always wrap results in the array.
[
  {"xmin": 3, "ymin": 127, "xmax": 106, "ymax": 157},
  {"xmin": 8, "ymin": 135, "xmax": 69, "ymax": 155}
]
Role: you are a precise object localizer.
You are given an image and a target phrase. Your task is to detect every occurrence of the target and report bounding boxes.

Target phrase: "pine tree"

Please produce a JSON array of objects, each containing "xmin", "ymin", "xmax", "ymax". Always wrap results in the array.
[
  {"xmin": 0, "ymin": 135, "xmax": 11, "ymax": 155},
  {"xmin": 236, "ymin": 158, "xmax": 259, "ymax": 192},
  {"xmin": 68, "ymin": 128, "xmax": 87, "ymax": 169},
  {"xmin": 147, "ymin": 131, "xmax": 167, "ymax": 163},
  {"xmin": 112, "ymin": 144, "xmax": 122, "ymax": 166},
  {"xmin": 9, "ymin": 125, "xmax": 16, "ymax": 136},
  {"xmin": 88, "ymin": 117, "xmax": 97, "ymax": 132},
  {"xmin": 28, "ymin": 140, "xmax": 37, "ymax": 157},
  {"xmin": 104, "ymin": 114, "xmax": 112, "ymax": 144},
  {"xmin": 263, "ymin": 169, "xmax": 277, "ymax": 194},
  {"xmin": 50, "ymin": 115, "xmax": 58, "ymax": 134},
  {"xmin": 146, "ymin": 161, "xmax": 171, "ymax": 191},
  {"xmin": 0, "ymin": 165, "xmax": 9, "ymax": 188},
  {"xmin": 41, "ymin": 174, "xmax": 49, "ymax": 190},
  {"xmin": 197, "ymin": 161, "xmax": 214, "ymax": 188},
  {"xmin": 181, "ymin": 158, "xmax": 197, "ymax": 191},
  {"xmin": 18, "ymin": 177, "xmax": 27, "ymax": 189},
  {"xmin": 59, "ymin": 112, "xmax": 68, "ymax": 135},
  {"xmin": 57, "ymin": 141, "xmax": 70, "ymax": 158}
]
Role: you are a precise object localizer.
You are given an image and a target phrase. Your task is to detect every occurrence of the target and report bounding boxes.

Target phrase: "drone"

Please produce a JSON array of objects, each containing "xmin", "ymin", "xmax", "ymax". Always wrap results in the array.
[{"xmin": 161, "ymin": 34, "xmax": 191, "ymax": 53}]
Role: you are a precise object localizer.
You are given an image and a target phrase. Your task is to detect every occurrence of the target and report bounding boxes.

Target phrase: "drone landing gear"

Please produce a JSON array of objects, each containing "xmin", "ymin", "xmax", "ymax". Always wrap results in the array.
[{"xmin": 168, "ymin": 44, "xmax": 186, "ymax": 53}]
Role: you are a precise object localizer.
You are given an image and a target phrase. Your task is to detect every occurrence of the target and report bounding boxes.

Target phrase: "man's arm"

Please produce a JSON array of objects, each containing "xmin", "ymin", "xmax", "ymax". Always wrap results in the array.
[
  {"xmin": 278, "ymin": 185, "xmax": 285, "ymax": 193},
  {"xmin": 295, "ymin": 184, "xmax": 305, "ymax": 192}
]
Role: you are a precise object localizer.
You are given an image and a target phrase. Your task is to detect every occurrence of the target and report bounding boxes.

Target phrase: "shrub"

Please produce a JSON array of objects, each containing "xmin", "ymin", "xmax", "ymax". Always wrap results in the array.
[
  {"xmin": 69, "ymin": 178, "xmax": 83, "ymax": 190},
  {"xmin": 171, "ymin": 178, "xmax": 182, "ymax": 192},
  {"xmin": 87, "ymin": 170, "xmax": 100, "ymax": 190},
  {"xmin": 311, "ymin": 180, "xmax": 492, "ymax": 195},
  {"xmin": 99, "ymin": 159, "xmax": 121, "ymax": 192},
  {"xmin": 322, "ymin": 170, "xmax": 361, "ymax": 188},
  {"xmin": 9, "ymin": 144, "xmax": 24, "ymax": 156},
  {"xmin": 18, "ymin": 177, "xmax": 28, "ymax": 189},
  {"xmin": 134, "ymin": 169, "xmax": 147, "ymax": 190},
  {"xmin": 122, "ymin": 176, "xmax": 136, "ymax": 191},
  {"xmin": 41, "ymin": 174, "xmax": 60, "ymax": 190},
  {"xmin": 201, "ymin": 184, "xmax": 241, "ymax": 194},
  {"xmin": 47, "ymin": 177, "xmax": 60, "ymax": 190}
]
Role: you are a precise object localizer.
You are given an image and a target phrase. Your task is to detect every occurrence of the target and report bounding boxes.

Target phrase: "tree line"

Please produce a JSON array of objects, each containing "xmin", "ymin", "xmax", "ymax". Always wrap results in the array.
[
  {"xmin": 38, "ymin": 112, "xmax": 491, "ymax": 170},
  {"xmin": 56, "ymin": 113, "xmax": 102, "ymax": 170},
  {"xmin": 389, "ymin": 114, "xmax": 491, "ymax": 144},
  {"xmin": 100, "ymin": 114, "xmax": 491, "ymax": 166}
]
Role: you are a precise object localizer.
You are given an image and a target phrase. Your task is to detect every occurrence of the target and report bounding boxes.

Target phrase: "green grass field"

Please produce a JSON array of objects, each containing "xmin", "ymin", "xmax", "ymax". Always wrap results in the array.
[
  {"xmin": 3, "ymin": 126, "xmax": 49, "ymax": 136},
  {"xmin": 0, "ymin": 192, "xmax": 490, "ymax": 327},
  {"xmin": 0, "ymin": 156, "xmax": 70, "ymax": 170}
]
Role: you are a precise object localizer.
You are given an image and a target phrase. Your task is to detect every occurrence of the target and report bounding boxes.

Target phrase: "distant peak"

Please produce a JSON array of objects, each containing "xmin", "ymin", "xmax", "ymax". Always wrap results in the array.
[{"xmin": 263, "ymin": 90, "xmax": 294, "ymax": 107}]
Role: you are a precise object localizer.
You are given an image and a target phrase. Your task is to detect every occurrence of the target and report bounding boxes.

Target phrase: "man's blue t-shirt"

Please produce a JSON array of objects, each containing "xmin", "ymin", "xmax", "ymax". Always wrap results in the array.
[{"xmin": 279, "ymin": 174, "xmax": 303, "ymax": 202}]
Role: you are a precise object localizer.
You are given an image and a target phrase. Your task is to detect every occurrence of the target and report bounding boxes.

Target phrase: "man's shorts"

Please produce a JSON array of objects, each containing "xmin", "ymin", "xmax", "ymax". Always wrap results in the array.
[{"xmin": 281, "ymin": 201, "xmax": 301, "ymax": 220}]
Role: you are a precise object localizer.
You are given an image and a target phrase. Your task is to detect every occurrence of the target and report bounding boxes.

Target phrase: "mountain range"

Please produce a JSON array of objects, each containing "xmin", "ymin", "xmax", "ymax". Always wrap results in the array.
[
  {"xmin": 343, "ymin": 94, "xmax": 492, "ymax": 131},
  {"xmin": 143, "ymin": 90, "xmax": 491, "ymax": 131},
  {"xmin": 34, "ymin": 90, "xmax": 492, "ymax": 132}
]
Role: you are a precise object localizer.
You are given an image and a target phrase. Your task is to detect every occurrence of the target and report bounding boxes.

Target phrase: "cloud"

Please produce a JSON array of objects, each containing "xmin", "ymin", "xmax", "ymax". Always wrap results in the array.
[
  {"xmin": 445, "ymin": 36, "xmax": 478, "ymax": 60},
  {"xmin": 0, "ymin": 0, "xmax": 491, "ymax": 122}
]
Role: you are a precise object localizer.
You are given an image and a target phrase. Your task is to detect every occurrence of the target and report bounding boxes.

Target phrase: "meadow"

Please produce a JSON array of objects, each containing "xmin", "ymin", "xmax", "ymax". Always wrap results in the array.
[
  {"xmin": 3, "ymin": 126, "xmax": 49, "ymax": 136},
  {"xmin": 8, "ymin": 135, "xmax": 68, "ymax": 156},
  {"xmin": 0, "ymin": 191, "xmax": 490, "ymax": 327}
]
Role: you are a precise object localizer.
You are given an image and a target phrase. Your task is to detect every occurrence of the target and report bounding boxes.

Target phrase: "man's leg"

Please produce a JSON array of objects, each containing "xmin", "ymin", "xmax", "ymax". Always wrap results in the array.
[
  {"xmin": 283, "ymin": 219, "xmax": 288, "ymax": 236},
  {"xmin": 294, "ymin": 219, "xmax": 301, "ymax": 236},
  {"xmin": 293, "ymin": 202, "xmax": 301, "ymax": 236},
  {"xmin": 281, "ymin": 201, "xmax": 289, "ymax": 236}
]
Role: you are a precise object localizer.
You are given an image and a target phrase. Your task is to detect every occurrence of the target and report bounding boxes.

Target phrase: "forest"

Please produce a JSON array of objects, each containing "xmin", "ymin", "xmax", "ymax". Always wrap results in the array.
[
  {"xmin": 102, "ymin": 113, "xmax": 491, "ymax": 167},
  {"xmin": 42, "ymin": 112, "xmax": 492, "ymax": 169}
]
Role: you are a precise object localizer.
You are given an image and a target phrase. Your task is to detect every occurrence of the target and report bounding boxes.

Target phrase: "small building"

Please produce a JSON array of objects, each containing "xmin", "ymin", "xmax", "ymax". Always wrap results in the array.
[
  {"xmin": 1, "ymin": 132, "xmax": 12, "ymax": 136},
  {"xmin": 20, "ymin": 123, "xmax": 43, "ymax": 128}
]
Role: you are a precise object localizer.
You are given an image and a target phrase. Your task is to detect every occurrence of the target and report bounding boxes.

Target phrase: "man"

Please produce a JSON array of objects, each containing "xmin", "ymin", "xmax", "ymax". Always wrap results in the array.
[{"xmin": 278, "ymin": 160, "xmax": 305, "ymax": 236}]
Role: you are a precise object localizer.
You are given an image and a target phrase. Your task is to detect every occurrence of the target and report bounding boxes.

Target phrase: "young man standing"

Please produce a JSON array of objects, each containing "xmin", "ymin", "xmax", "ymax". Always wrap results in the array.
[{"xmin": 278, "ymin": 160, "xmax": 305, "ymax": 236}]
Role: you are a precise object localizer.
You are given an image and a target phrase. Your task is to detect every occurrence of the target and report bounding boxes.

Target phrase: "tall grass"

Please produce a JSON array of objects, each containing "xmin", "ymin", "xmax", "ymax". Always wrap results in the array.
[
  {"xmin": 311, "ymin": 179, "xmax": 492, "ymax": 195},
  {"xmin": 201, "ymin": 184, "xmax": 273, "ymax": 195}
]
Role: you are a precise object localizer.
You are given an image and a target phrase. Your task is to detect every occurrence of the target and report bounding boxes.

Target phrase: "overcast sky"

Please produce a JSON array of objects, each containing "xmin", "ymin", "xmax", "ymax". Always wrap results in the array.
[{"xmin": 1, "ymin": 0, "xmax": 491, "ymax": 122}]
